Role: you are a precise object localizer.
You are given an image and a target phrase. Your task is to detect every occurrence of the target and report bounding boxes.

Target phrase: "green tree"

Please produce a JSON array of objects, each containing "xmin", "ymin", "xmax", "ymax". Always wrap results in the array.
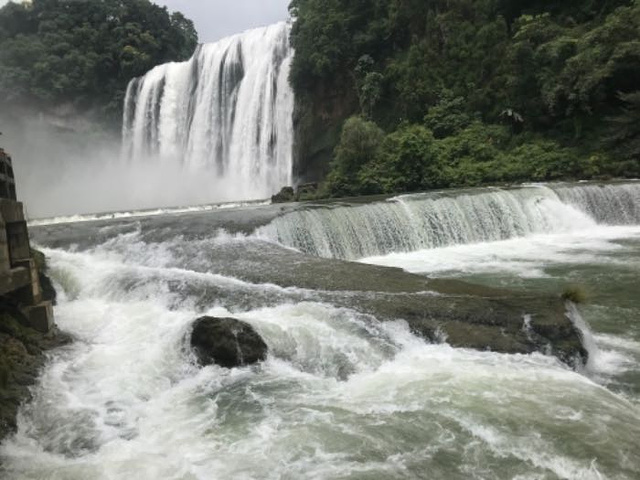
[
  {"xmin": 324, "ymin": 116, "xmax": 384, "ymax": 197},
  {"xmin": 0, "ymin": 0, "xmax": 198, "ymax": 122}
]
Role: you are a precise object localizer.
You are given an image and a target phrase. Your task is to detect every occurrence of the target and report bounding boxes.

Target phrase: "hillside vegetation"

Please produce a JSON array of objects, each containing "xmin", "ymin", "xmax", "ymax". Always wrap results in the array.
[
  {"xmin": 289, "ymin": 0, "xmax": 640, "ymax": 196},
  {"xmin": 0, "ymin": 0, "xmax": 197, "ymax": 122}
]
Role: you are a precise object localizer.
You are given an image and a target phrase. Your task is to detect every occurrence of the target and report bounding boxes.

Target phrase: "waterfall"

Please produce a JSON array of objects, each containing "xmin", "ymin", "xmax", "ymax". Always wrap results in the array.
[
  {"xmin": 257, "ymin": 182, "xmax": 640, "ymax": 260},
  {"xmin": 122, "ymin": 22, "xmax": 294, "ymax": 202},
  {"xmin": 553, "ymin": 183, "xmax": 640, "ymax": 225}
]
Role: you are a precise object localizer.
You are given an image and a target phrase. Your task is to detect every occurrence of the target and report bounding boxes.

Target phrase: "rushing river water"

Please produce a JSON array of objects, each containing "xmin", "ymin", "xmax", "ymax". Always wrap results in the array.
[{"xmin": 1, "ymin": 182, "xmax": 640, "ymax": 479}]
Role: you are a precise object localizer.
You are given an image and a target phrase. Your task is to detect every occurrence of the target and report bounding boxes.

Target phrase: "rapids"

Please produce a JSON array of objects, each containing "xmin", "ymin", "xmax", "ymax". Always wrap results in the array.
[{"xmin": 1, "ymin": 181, "xmax": 640, "ymax": 479}]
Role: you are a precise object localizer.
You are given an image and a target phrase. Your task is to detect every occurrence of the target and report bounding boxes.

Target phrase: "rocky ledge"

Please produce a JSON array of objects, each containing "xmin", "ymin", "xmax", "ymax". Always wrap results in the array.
[{"xmin": 199, "ymin": 241, "xmax": 588, "ymax": 367}]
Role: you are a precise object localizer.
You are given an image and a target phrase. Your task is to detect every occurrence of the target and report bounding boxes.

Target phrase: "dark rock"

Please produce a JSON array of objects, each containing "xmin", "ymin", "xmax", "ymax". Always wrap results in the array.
[
  {"xmin": 0, "ymin": 308, "xmax": 71, "ymax": 443},
  {"xmin": 271, "ymin": 186, "xmax": 295, "ymax": 204},
  {"xmin": 201, "ymin": 241, "xmax": 588, "ymax": 367},
  {"xmin": 31, "ymin": 248, "xmax": 57, "ymax": 305},
  {"xmin": 190, "ymin": 316, "xmax": 268, "ymax": 368},
  {"xmin": 295, "ymin": 182, "xmax": 319, "ymax": 201},
  {"xmin": 38, "ymin": 272, "xmax": 57, "ymax": 305}
]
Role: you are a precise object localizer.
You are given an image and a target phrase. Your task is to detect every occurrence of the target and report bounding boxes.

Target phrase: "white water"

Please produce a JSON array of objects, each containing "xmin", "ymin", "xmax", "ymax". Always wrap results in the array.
[
  {"xmin": 3, "ymin": 182, "xmax": 640, "ymax": 479},
  {"xmin": 361, "ymin": 225, "xmax": 640, "ymax": 278},
  {"xmin": 2, "ymin": 245, "xmax": 639, "ymax": 479},
  {"xmin": 122, "ymin": 22, "xmax": 294, "ymax": 202},
  {"xmin": 27, "ymin": 200, "xmax": 270, "ymax": 227},
  {"xmin": 258, "ymin": 183, "xmax": 640, "ymax": 260}
]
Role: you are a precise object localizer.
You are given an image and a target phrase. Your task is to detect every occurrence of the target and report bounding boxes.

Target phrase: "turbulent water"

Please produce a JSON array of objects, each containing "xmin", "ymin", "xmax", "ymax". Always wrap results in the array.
[
  {"xmin": 122, "ymin": 22, "xmax": 294, "ymax": 201},
  {"xmin": 2, "ymin": 182, "xmax": 640, "ymax": 479},
  {"xmin": 259, "ymin": 182, "xmax": 640, "ymax": 260}
]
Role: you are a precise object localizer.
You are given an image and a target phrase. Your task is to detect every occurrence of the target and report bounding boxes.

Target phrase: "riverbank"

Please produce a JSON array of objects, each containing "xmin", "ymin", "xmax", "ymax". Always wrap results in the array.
[
  {"xmin": 1, "ymin": 180, "xmax": 638, "ymax": 478},
  {"xmin": 0, "ymin": 253, "xmax": 68, "ymax": 443}
]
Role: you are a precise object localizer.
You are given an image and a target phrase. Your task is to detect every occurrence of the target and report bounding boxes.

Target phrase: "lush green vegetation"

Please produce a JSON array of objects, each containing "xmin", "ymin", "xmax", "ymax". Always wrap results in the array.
[
  {"xmin": 0, "ymin": 0, "xmax": 197, "ymax": 121},
  {"xmin": 290, "ymin": 0, "xmax": 640, "ymax": 197}
]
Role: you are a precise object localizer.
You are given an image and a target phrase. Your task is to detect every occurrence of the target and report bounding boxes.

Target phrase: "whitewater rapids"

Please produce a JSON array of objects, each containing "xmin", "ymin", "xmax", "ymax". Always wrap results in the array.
[{"xmin": 2, "ymin": 181, "xmax": 640, "ymax": 479}]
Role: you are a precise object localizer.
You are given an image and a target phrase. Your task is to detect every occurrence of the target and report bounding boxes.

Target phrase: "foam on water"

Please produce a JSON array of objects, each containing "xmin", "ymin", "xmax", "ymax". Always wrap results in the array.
[
  {"xmin": 28, "ymin": 200, "xmax": 270, "ymax": 227},
  {"xmin": 3, "ymin": 182, "xmax": 640, "ymax": 478},
  {"xmin": 1, "ymin": 240, "xmax": 639, "ymax": 479},
  {"xmin": 361, "ymin": 225, "xmax": 640, "ymax": 278},
  {"xmin": 258, "ymin": 183, "xmax": 640, "ymax": 260}
]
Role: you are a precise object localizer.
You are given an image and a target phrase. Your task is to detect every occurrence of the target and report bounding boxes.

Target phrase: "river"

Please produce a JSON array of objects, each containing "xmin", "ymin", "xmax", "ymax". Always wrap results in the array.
[{"xmin": 1, "ymin": 182, "xmax": 639, "ymax": 479}]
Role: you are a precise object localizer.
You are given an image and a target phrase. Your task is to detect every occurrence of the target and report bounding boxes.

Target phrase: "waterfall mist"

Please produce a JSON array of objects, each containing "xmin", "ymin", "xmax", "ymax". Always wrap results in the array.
[
  {"xmin": 0, "ymin": 22, "xmax": 295, "ymax": 220},
  {"xmin": 0, "ymin": 114, "xmax": 238, "ymax": 219},
  {"xmin": 122, "ymin": 22, "xmax": 294, "ymax": 202}
]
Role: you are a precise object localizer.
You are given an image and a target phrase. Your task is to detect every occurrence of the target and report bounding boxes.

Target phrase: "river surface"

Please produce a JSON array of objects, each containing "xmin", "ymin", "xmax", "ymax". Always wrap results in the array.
[{"xmin": 1, "ymin": 182, "xmax": 639, "ymax": 479}]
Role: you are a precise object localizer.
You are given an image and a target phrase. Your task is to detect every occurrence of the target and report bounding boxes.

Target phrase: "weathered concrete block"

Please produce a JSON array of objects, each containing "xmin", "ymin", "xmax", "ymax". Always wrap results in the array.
[
  {"xmin": 0, "ymin": 200, "xmax": 25, "ymax": 224},
  {"xmin": 24, "ymin": 301, "xmax": 54, "ymax": 333},
  {"xmin": 0, "ymin": 267, "xmax": 30, "ymax": 297},
  {"xmin": 6, "ymin": 221, "xmax": 30, "ymax": 264},
  {"xmin": 0, "ymin": 198, "xmax": 24, "ymax": 223},
  {"xmin": 13, "ymin": 259, "xmax": 42, "ymax": 304}
]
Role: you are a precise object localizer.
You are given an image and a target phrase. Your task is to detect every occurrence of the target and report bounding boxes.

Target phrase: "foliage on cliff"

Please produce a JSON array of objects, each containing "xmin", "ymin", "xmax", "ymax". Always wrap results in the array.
[
  {"xmin": 0, "ymin": 0, "xmax": 197, "ymax": 121},
  {"xmin": 289, "ymin": 0, "xmax": 640, "ymax": 195}
]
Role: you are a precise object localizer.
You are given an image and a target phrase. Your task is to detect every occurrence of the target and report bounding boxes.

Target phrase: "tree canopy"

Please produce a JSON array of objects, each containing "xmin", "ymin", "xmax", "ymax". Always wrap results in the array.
[
  {"xmin": 290, "ymin": 0, "xmax": 640, "ymax": 196},
  {"xmin": 0, "ymin": 0, "xmax": 198, "ymax": 121}
]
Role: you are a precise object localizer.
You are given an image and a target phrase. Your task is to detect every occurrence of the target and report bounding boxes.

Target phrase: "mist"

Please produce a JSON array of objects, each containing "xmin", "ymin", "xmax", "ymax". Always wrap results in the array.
[{"xmin": 0, "ymin": 110, "xmax": 262, "ymax": 220}]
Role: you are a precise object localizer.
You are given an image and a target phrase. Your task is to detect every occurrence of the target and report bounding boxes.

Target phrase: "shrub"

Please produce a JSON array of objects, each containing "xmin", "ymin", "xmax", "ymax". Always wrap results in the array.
[
  {"xmin": 561, "ymin": 285, "xmax": 588, "ymax": 304},
  {"xmin": 325, "ymin": 116, "xmax": 384, "ymax": 197}
]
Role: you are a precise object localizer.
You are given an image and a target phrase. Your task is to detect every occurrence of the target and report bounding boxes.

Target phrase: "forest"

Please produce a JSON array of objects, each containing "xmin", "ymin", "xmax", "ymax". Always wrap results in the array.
[
  {"xmin": 289, "ymin": 0, "xmax": 640, "ymax": 196},
  {"xmin": 0, "ymin": 0, "xmax": 197, "ymax": 121},
  {"xmin": 1, "ymin": 0, "xmax": 639, "ymax": 195}
]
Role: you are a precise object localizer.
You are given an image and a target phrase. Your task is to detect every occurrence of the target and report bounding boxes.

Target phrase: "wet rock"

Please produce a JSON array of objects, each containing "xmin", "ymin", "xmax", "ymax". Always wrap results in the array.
[
  {"xmin": 31, "ymin": 248, "xmax": 57, "ymax": 305},
  {"xmin": 38, "ymin": 272, "xmax": 57, "ymax": 305},
  {"xmin": 0, "ymin": 307, "xmax": 71, "ymax": 442},
  {"xmin": 201, "ymin": 241, "xmax": 588, "ymax": 367},
  {"xmin": 190, "ymin": 316, "xmax": 268, "ymax": 368},
  {"xmin": 271, "ymin": 186, "xmax": 295, "ymax": 203},
  {"xmin": 295, "ymin": 182, "xmax": 319, "ymax": 201}
]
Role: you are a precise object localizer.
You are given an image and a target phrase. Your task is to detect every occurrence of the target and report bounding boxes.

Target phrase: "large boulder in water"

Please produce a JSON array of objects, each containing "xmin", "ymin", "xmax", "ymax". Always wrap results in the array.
[{"xmin": 190, "ymin": 316, "xmax": 268, "ymax": 368}]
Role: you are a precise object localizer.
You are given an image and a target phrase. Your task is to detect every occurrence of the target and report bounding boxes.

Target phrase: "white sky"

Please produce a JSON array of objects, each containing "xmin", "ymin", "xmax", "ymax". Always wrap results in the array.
[
  {"xmin": 157, "ymin": 0, "xmax": 291, "ymax": 43},
  {"xmin": 0, "ymin": 0, "xmax": 292, "ymax": 43}
]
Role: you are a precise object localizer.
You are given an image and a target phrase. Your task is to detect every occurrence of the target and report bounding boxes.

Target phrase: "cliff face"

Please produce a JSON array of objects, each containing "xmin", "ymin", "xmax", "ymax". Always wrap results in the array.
[{"xmin": 292, "ymin": 81, "xmax": 358, "ymax": 184}]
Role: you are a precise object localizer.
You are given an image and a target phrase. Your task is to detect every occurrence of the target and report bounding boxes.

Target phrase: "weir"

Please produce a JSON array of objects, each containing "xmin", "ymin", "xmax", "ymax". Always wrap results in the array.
[
  {"xmin": 122, "ymin": 22, "xmax": 294, "ymax": 202},
  {"xmin": 257, "ymin": 182, "xmax": 640, "ymax": 260}
]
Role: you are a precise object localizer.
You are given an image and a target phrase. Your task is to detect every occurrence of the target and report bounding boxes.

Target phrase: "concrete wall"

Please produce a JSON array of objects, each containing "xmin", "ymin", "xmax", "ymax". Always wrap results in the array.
[{"xmin": 0, "ymin": 149, "xmax": 54, "ymax": 333}]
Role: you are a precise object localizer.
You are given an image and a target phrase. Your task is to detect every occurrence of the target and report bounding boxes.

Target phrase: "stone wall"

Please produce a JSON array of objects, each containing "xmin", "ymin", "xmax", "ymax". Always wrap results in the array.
[{"xmin": 0, "ymin": 146, "xmax": 63, "ymax": 442}]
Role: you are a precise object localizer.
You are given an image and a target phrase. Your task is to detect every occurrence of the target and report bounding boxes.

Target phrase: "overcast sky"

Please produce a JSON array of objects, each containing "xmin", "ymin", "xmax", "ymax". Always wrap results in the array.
[
  {"xmin": 157, "ymin": 0, "xmax": 291, "ymax": 42},
  {"xmin": 0, "ymin": 0, "xmax": 291, "ymax": 43}
]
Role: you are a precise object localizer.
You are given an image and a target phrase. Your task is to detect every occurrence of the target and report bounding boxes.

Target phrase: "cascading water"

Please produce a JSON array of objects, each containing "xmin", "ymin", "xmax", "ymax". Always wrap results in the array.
[
  {"xmin": 122, "ymin": 22, "xmax": 294, "ymax": 202},
  {"xmin": 3, "ymin": 181, "xmax": 640, "ymax": 479},
  {"xmin": 553, "ymin": 182, "xmax": 640, "ymax": 224},
  {"xmin": 257, "ymin": 182, "xmax": 640, "ymax": 260}
]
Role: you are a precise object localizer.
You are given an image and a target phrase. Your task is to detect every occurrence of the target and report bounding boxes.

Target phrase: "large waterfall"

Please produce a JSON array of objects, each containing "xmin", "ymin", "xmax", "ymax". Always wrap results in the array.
[
  {"xmin": 257, "ymin": 182, "xmax": 640, "ymax": 260},
  {"xmin": 122, "ymin": 22, "xmax": 294, "ymax": 202}
]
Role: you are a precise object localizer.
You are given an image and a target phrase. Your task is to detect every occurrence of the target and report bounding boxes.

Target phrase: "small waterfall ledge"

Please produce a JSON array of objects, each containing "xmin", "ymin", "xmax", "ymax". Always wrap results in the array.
[{"xmin": 257, "ymin": 182, "xmax": 640, "ymax": 260}]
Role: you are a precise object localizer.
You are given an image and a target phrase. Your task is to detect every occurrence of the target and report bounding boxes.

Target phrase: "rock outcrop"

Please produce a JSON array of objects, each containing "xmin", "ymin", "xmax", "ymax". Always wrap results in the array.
[
  {"xmin": 31, "ymin": 248, "xmax": 57, "ymax": 305},
  {"xmin": 198, "ymin": 241, "xmax": 588, "ymax": 367},
  {"xmin": 271, "ymin": 186, "xmax": 295, "ymax": 204},
  {"xmin": 190, "ymin": 316, "xmax": 268, "ymax": 368},
  {"xmin": 0, "ymin": 303, "xmax": 70, "ymax": 442},
  {"xmin": 271, "ymin": 183, "xmax": 320, "ymax": 204}
]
